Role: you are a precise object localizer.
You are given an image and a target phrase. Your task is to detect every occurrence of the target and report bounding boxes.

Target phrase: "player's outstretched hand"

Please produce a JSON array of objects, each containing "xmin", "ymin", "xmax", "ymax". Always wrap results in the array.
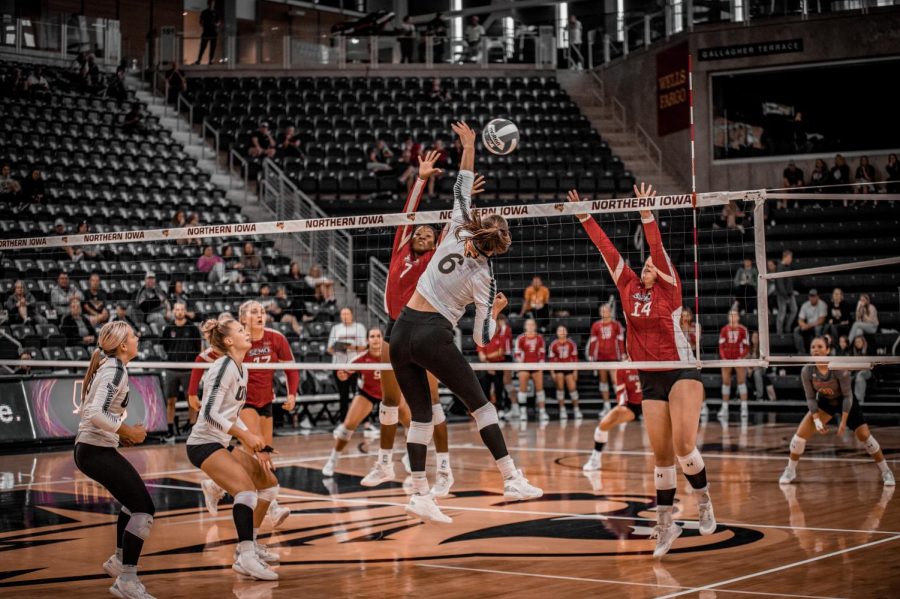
[
  {"xmin": 471, "ymin": 174, "xmax": 486, "ymax": 196},
  {"xmin": 418, "ymin": 149, "xmax": 444, "ymax": 180},
  {"xmin": 451, "ymin": 121, "xmax": 477, "ymax": 147}
]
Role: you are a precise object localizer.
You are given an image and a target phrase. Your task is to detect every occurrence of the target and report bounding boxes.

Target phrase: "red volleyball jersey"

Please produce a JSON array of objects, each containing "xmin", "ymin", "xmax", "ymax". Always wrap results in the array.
[
  {"xmin": 578, "ymin": 215, "xmax": 693, "ymax": 367},
  {"xmin": 587, "ymin": 319, "xmax": 625, "ymax": 361},
  {"xmin": 477, "ymin": 322, "xmax": 512, "ymax": 363},
  {"xmin": 244, "ymin": 328, "xmax": 299, "ymax": 407},
  {"xmin": 347, "ymin": 351, "xmax": 383, "ymax": 400},
  {"xmin": 385, "ymin": 177, "xmax": 437, "ymax": 320},
  {"xmin": 549, "ymin": 338, "xmax": 578, "ymax": 363},
  {"xmin": 188, "ymin": 347, "xmax": 221, "ymax": 397},
  {"xmin": 718, "ymin": 324, "xmax": 750, "ymax": 360},
  {"xmin": 515, "ymin": 333, "xmax": 546, "ymax": 363},
  {"xmin": 616, "ymin": 368, "xmax": 643, "ymax": 405}
]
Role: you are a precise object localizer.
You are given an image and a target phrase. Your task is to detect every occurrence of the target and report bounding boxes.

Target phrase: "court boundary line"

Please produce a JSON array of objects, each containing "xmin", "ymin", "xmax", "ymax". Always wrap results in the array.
[
  {"xmin": 653, "ymin": 534, "xmax": 900, "ymax": 599},
  {"xmin": 417, "ymin": 563, "xmax": 847, "ymax": 599}
]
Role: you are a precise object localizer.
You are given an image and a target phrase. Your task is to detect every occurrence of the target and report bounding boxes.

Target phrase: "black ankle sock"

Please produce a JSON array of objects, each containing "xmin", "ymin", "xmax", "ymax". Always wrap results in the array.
[
  {"xmin": 232, "ymin": 503, "xmax": 254, "ymax": 543},
  {"xmin": 685, "ymin": 467, "xmax": 708, "ymax": 490},
  {"xmin": 594, "ymin": 442, "xmax": 605, "ymax": 452},
  {"xmin": 478, "ymin": 424, "xmax": 509, "ymax": 461},
  {"xmin": 656, "ymin": 488, "xmax": 676, "ymax": 506},
  {"xmin": 407, "ymin": 442, "xmax": 427, "ymax": 472},
  {"xmin": 121, "ymin": 530, "xmax": 145, "ymax": 566}
]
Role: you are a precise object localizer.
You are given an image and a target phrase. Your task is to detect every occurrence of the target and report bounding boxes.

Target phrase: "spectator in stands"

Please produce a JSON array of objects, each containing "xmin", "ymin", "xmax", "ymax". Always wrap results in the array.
[
  {"xmin": 0, "ymin": 163, "xmax": 21, "ymax": 201},
  {"xmin": 164, "ymin": 62, "xmax": 186, "ymax": 104},
  {"xmin": 196, "ymin": 0, "xmax": 221, "ymax": 65},
  {"xmin": 373, "ymin": 139, "xmax": 394, "ymax": 163},
  {"xmin": 733, "ymin": 257, "xmax": 758, "ymax": 313},
  {"xmin": 793, "ymin": 289, "xmax": 827, "ymax": 354},
  {"xmin": 680, "ymin": 306, "xmax": 700, "ymax": 350},
  {"xmin": 766, "ymin": 258, "xmax": 778, "ymax": 313},
  {"xmin": 74, "ymin": 221, "xmax": 102, "ymax": 259},
  {"xmin": 82, "ymin": 273, "xmax": 110, "ymax": 327},
  {"xmin": 749, "ymin": 331, "xmax": 776, "ymax": 401},
  {"xmin": 237, "ymin": 241, "xmax": 265, "ymax": 282},
  {"xmin": 567, "ymin": 14, "xmax": 583, "ymax": 69},
  {"xmin": 79, "ymin": 53, "xmax": 103, "ymax": 93},
  {"xmin": 135, "ymin": 272, "xmax": 170, "ymax": 328},
  {"xmin": 2, "ymin": 66, "xmax": 25, "ymax": 97},
  {"xmin": 715, "ymin": 200, "xmax": 744, "ymax": 231},
  {"xmin": 5, "ymin": 280, "xmax": 42, "ymax": 325},
  {"xmin": 327, "ymin": 308, "xmax": 368, "ymax": 420},
  {"xmin": 122, "ymin": 102, "xmax": 145, "ymax": 135},
  {"xmin": 169, "ymin": 280, "xmax": 196, "ymax": 321},
  {"xmin": 25, "ymin": 66, "xmax": 50, "ymax": 97},
  {"xmin": 848, "ymin": 293, "xmax": 879, "ymax": 343},
  {"xmin": 12, "ymin": 350, "xmax": 33, "ymax": 375},
  {"xmin": 367, "ymin": 148, "xmax": 392, "ymax": 174},
  {"xmin": 161, "ymin": 302, "xmax": 201, "ymax": 439},
  {"xmin": 220, "ymin": 244, "xmax": 244, "ymax": 282},
  {"xmin": 107, "ymin": 66, "xmax": 128, "ymax": 103},
  {"xmin": 171, "ymin": 209, "xmax": 187, "ymax": 227},
  {"xmin": 851, "ymin": 336, "xmax": 872, "ymax": 403},
  {"xmin": 306, "ymin": 264, "xmax": 336, "ymax": 304},
  {"xmin": 809, "ymin": 158, "xmax": 828, "ymax": 193},
  {"xmin": 197, "ymin": 245, "xmax": 224, "ymax": 282},
  {"xmin": 782, "ymin": 161, "xmax": 805, "ymax": 189},
  {"xmin": 521, "ymin": 275, "xmax": 551, "ymax": 331},
  {"xmin": 248, "ymin": 122, "xmax": 276, "ymax": 160},
  {"xmin": 774, "ymin": 250, "xmax": 798, "ymax": 334},
  {"xmin": 111, "ymin": 302, "xmax": 140, "ymax": 331},
  {"xmin": 428, "ymin": 77, "xmax": 450, "ymax": 102},
  {"xmin": 50, "ymin": 271, "xmax": 83, "ymax": 317},
  {"xmin": 278, "ymin": 126, "xmax": 303, "ymax": 158},
  {"xmin": 20, "ymin": 168, "xmax": 45, "ymax": 203},
  {"xmin": 854, "ymin": 155, "xmax": 877, "ymax": 194},
  {"xmin": 824, "ymin": 287, "xmax": 853, "ymax": 341},
  {"xmin": 284, "ymin": 261, "xmax": 316, "ymax": 304},
  {"xmin": 425, "ymin": 12, "xmax": 447, "ymax": 63},
  {"xmin": 275, "ymin": 285, "xmax": 310, "ymax": 327},
  {"xmin": 885, "ymin": 153, "xmax": 900, "ymax": 193},
  {"xmin": 60, "ymin": 296, "xmax": 96, "ymax": 348},
  {"xmin": 830, "ymin": 154, "xmax": 850, "ymax": 193},
  {"xmin": 258, "ymin": 284, "xmax": 303, "ymax": 335},
  {"xmin": 397, "ymin": 135, "xmax": 421, "ymax": 190},
  {"xmin": 463, "ymin": 15, "xmax": 485, "ymax": 62},
  {"xmin": 398, "ymin": 15, "xmax": 416, "ymax": 63}
]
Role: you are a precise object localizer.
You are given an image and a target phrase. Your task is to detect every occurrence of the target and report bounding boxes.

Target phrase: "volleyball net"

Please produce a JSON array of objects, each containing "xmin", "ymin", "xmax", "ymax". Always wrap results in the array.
[{"xmin": 1, "ymin": 186, "xmax": 898, "ymax": 382}]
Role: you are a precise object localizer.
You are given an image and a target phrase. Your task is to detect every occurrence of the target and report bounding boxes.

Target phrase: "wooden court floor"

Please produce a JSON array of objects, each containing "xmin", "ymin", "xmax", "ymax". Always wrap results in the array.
[{"xmin": 2, "ymin": 417, "xmax": 899, "ymax": 598}]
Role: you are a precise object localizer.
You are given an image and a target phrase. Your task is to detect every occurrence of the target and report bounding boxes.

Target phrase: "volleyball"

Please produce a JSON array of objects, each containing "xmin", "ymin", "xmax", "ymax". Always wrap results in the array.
[{"xmin": 482, "ymin": 118, "xmax": 520, "ymax": 155}]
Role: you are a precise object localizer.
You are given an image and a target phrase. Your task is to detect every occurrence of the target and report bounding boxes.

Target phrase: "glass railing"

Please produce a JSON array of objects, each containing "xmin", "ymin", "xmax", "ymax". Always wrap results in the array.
[{"xmin": 0, "ymin": 15, "xmax": 120, "ymax": 65}]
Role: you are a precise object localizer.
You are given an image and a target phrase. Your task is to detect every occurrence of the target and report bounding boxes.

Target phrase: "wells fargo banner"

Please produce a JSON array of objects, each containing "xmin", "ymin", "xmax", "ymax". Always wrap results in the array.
[{"xmin": 657, "ymin": 41, "xmax": 690, "ymax": 137}]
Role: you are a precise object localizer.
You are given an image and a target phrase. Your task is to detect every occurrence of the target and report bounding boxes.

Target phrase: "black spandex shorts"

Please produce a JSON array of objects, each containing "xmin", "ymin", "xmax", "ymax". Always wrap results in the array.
[
  {"xmin": 384, "ymin": 318, "xmax": 396, "ymax": 343},
  {"xmin": 638, "ymin": 369, "xmax": 702, "ymax": 402},
  {"xmin": 817, "ymin": 397, "xmax": 867, "ymax": 431},
  {"xmin": 553, "ymin": 369, "xmax": 575, "ymax": 377},
  {"xmin": 186, "ymin": 442, "xmax": 230, "ymax": 469},
  {"xmin": 358, "ymin": 389, "xmax": 381, "ymax": 404},
  {"xmin": 624, "ymin": 402, "xmax": 643, "ymax": 419},
  {"xmin": 243, "ymin": 403, "xmax": 273, "ymax": 418}
]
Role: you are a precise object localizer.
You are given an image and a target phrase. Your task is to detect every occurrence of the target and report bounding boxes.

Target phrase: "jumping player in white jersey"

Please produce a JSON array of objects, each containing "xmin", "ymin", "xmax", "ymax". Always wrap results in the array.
[{"xmin": 389, "ymin": 121, "xmax": 543, "ymax": 523}]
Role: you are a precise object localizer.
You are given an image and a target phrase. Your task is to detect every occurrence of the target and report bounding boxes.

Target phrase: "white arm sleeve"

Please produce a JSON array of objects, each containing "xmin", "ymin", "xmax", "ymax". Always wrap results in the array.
[
  {"xmin": 206, "ymin": 366, "xmax": 236, "ymax": 431},
  {"xmin": 234, "ymin": 416, "xmax": 248, "ymax": 431},
  {"xmin": 451, "ymin": 170, "xmax": 475, "ymax": 229},
  {"xmin": 472, "ymin": 270, "xmax": 497, "ymax": 347},
  {"xmin": 83, "ymin": 368, "xmax": 124, "ymax": 432}
]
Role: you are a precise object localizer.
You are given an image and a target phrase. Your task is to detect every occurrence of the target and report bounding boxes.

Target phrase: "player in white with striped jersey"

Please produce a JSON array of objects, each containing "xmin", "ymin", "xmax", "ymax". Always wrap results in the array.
[{"xmin": 186, "ymin": 316, "xmax": 281, "ymax": 581}]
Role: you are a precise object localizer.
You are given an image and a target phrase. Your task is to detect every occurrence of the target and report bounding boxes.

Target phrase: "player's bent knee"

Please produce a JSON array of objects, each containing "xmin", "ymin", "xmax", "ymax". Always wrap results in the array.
[{"xmin": 790, "ymin": 434, "xmax": 806, "ymax": 455}]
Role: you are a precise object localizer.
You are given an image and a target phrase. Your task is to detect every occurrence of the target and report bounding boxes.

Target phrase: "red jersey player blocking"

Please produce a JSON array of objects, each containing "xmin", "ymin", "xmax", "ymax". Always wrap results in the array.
[
  {"xmin": 586, "ymin": 303, "xmax": 625, "ymax": 414},
  {"xmin": 584, "ymin": 359, "xmax": 642, "ymax": 472},
  {"xmin": 548, "ymin": 325, "xmax": 581, "ymax": 422},
  {"xmin": 515, "ymin": 319, "xmax": 547, "ymax": 422},
  {"xmin": 718, "ymin": 309, "xmax": 750, "ymax": 422},
  {"xmin": 569, "ymin": 182, "xmax": 715, "ymax": 559},
  {"xmin": 361, "ymin": 150, "xmax": 454, "ymax": 498},
  {"xmin": 323, "ymin": 328, "xmax": 390, "ymax": 477},
  {"xmin": 200, "ymin": 301, "xmax": 299, "ymax": 529},
  {"xmin": 477, "ymin": 312, "xmax": 514, "ymax": 416}
]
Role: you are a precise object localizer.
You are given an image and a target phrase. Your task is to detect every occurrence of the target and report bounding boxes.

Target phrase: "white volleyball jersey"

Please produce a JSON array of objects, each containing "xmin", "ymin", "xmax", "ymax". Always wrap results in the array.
[
  {"xmin": 415, "ymin": 170, "xmax": 498, "ymax": 346},
  {"xmin": 188, "ymin": 355, "xmax": 248, "ymax": 447},
  {"xmin": 76, "ymin": 358, "xmax": 130, "ymax": 448}
]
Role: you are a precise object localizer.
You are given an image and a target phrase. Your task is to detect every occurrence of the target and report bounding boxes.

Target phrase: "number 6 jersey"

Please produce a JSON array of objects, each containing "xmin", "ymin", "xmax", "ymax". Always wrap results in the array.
[
  {"xmin": 416, "ymin": 170, "xmax": 498, "ymax": 346},
  {"xmin": 577, "ymin": 213, "xmax": 693, "ymax": 366}
]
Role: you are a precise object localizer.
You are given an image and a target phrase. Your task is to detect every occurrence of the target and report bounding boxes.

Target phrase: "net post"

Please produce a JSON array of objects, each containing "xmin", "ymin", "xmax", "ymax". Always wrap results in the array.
[{"xmin": 753, "ymin": 196, "xmax": 770, "ymax": 362}]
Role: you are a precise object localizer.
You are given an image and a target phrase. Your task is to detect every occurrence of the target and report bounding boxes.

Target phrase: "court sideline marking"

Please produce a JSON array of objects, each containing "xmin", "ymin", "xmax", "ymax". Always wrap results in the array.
[
  {"xmin": 654, "ymin": 534, "xmax": 900, "ymax": 598},
  {"xmin": 417, "ymin": 563, "xmax": 846, "ymax": 599}
]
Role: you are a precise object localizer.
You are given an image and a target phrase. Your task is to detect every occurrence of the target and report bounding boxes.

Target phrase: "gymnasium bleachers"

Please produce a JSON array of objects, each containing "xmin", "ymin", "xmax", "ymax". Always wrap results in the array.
[{"xmin": 0, "ymin": 60, "xmax": 339, "ymax": 375}]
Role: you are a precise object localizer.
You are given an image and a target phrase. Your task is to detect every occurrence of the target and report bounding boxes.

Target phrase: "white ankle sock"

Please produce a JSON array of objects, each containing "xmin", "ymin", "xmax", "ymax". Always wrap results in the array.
[
  {"xmin": 497, "ymin": 455, "xmax": 516, "ymax": 479},
  {"xmin": 378, "ymin": 448, "xmax": 391, "ymax": 465},
  {"xmin": 436, "ymin": 452, "xmax": 450, "ymax": 471}
]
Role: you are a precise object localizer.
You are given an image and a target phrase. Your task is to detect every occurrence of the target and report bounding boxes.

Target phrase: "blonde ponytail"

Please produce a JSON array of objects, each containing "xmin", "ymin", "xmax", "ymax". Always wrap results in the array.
[
  {"xmin": 202, "ymin": 315, "xmax": 237, "ymax": 354},
  {"xmin": 80, "ymin": 320, "xmax": 133, "ymax": 404}
]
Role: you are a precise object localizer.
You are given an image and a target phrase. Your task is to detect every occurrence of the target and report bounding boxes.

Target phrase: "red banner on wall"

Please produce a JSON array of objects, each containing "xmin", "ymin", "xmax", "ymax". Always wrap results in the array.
[{"xmin": 656, "ymin": 41, "xmax": 690, "ymax": 137}]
